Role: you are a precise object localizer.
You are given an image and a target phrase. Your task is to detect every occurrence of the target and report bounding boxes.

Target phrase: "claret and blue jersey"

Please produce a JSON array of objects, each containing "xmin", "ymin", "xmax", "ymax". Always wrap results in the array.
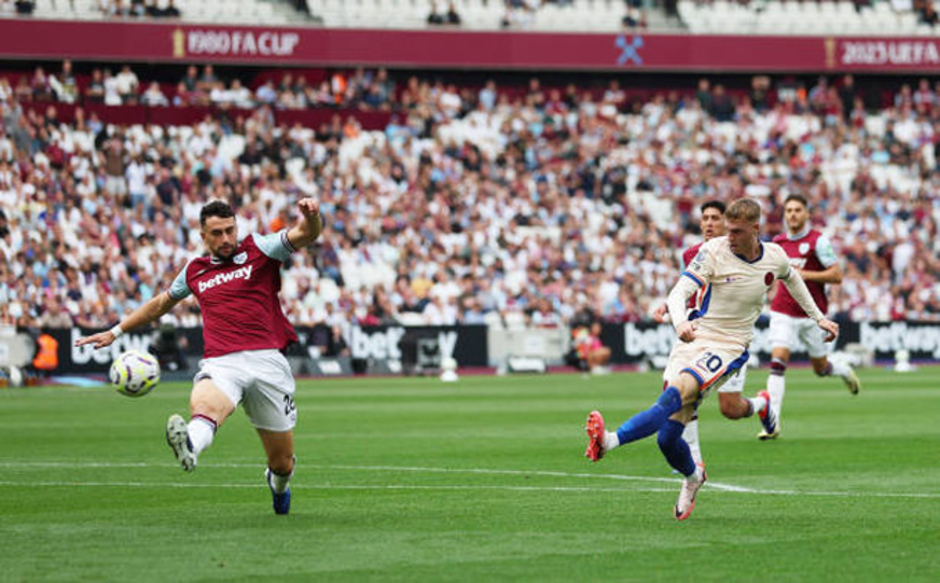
[{"xmin": 168, "ymin": 230, "xmax": 298, "ymax": 358}]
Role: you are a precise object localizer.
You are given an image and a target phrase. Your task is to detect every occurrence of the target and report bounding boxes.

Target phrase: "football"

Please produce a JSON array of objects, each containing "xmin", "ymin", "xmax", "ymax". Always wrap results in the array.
[{"xmin": 109, "ymin": 350, "xmax": 161, "ymax": 397}]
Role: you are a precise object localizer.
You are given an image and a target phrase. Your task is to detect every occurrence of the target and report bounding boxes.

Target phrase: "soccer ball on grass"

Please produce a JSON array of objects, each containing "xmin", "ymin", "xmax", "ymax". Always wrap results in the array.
[{"xmin": 110, "ymin": 350, "xmax": 160, "ymax": 397}]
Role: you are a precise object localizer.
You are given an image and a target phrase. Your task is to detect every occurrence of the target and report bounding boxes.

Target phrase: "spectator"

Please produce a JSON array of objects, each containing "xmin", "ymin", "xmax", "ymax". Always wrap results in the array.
[
  {"xmin": 163, "ymin": 0, "xmax": 181, "ymax": 17},
  {"xmin": 30, "ymin": 67, "xmax": 54, "ymax": 102},
  {"xmin": 103, "ymin": 134, "xmax": 128, "ymax": 200},
  {"xmin": 749, "ymin": 75, "xmax": 770, "ymax": 113},
  {"xmin": 695, "ymin": 78, "xmax": 712, "ymax": 112},
  {"xmin": 130, "ymin": 0, "xmax": 146, "ymax": 16},
  {"xmin": 572, "ymin": 322, "xmax": 612, "ymax": 374},
  {"xmin": 102, "ymin": 68, "xmax": 123, "ymax": 106},
  {"xmin": 427, "ymin": 1, "xmax": 445, "ymax": 24},
  {"xmin": 181, "ymin": 65, "xmax": 199, "ymax": 92},
  {"xmin": 710, "ymin": 84, "xmax": 734, "ymax": 121},
  {"xmin": 838, "ymin": 74, "xmax": 857, "ymax": 119},
  {"xmin": 141, "ymin": 81, "xmax": 169, "ymax": 107},
  {"xmin": 172, "ymin": 81, "xmax": 193, "ymax": 107},
  {"xmin": 83, "ymin": 69, "xmax": 105, "ymax": 103},
  {"xmin": 50, "ymin": 60, "xmax": 79, "ymax": 104},
  {"xmin": 114, "ymin": 65, "xmax": 140, "ymax": 104},
  {"xmin": 623, "ymin": 0, "xmax": 645, "ymax": 29},
  {"xmin": 446, "ymin": 1, "xmax": 461, "ymax": 24},
  {"xmin": 198, "ymin": 65, "xmax": 218, "ymax": 92},
  {"xmin": 14, "ymin": 0, "xmax": 34, "ymax": 15}
]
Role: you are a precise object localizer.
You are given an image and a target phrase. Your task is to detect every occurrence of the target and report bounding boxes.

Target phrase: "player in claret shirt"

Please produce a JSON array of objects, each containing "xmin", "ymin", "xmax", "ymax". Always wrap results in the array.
[
  {"xmin": 76, "ymin": 199, "xmax": 322, "ymax": 515},
  {"xmin": 760, "ymin": 194, "xmax": 860, "ymax": 440}
]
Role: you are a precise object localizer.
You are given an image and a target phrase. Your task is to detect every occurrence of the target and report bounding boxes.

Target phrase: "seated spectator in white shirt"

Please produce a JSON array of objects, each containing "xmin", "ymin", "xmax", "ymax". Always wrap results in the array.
[
  {"xmin": 114, "ymin": 65, "xmax": 140, "ymax": 104},
  {"xmin": 141, "ymin": 81, "xmax": 169, "ymax": 107},
  {"xmin": 229, "ymin": 79, "xmax": 254, "ymax": 109}
]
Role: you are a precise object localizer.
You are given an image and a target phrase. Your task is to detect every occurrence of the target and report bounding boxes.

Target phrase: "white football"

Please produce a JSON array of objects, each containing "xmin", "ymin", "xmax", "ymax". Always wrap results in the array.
[{"xmin": 110, "ymin": 350, "xmax": 161, "ymax": 397}]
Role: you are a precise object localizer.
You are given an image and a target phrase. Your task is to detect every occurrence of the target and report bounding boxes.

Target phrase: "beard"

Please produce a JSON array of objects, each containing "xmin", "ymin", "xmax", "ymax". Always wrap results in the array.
[{"xmin": 213, "ymin": 244, "xmax": 236, "ymax": 260}]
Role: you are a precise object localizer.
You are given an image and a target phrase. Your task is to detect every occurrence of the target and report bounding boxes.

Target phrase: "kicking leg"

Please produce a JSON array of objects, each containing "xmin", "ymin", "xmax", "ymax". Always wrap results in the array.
[
  {"xmin": 811, "ymin": 355, "xmax": 860, "ymax": 395},
  {"xmin": 585, "ymin": 372, "xmax": 698, "ymax": 461},
  {"xmin": 166, "ymin": 378, "xmax": 236, "ymax": 472}
]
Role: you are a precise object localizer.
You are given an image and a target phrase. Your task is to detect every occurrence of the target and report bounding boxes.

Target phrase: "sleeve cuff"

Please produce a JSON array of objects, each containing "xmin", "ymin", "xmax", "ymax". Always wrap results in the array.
[{"xmin": 280, "ymin": 229, "xmax": 297, "ymax": 253}]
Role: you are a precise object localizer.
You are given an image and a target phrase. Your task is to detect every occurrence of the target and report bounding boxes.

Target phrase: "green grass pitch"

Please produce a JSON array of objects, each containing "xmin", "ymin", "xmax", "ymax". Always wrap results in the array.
[{"xmin": 1, "ymin": 367, "xmax": 938, "ymax": 582}]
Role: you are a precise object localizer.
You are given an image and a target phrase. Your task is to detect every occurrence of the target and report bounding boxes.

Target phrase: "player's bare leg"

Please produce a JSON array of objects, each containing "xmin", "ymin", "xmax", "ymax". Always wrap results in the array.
[
  {"xmin": 258, "ymin": 429, "xmax": 295, "ymax": 515},
  {"xmin": 810, "ymin": 356, "xmax": 860, "ymax": 395},
  {"xmin": 718, "ymin": 390, "xmax": 777, "ymax": 439},
  {"xmin": 166, "ymin": 379, "xmax": 235, "ymax": 472}
]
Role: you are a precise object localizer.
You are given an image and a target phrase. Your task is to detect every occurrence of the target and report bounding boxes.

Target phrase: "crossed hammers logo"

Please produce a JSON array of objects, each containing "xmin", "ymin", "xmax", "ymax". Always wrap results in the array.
[{"xmin": 616, "ymin": 35, "xmax": 644, "ymax": 66}]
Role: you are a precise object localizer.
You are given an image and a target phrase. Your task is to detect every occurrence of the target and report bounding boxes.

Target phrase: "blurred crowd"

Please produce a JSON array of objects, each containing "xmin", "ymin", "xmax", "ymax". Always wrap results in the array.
[
  {"xmin": 1, "ymin": 65, "xmax": 939, "ymax": 341},
  {"xmin": 3, "ymin": 62, "xmax": 396, "ymax": 113}
]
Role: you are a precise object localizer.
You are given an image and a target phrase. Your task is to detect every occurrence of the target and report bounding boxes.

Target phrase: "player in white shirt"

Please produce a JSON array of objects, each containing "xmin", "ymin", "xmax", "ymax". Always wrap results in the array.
[{"xmin": 584, "ymin": 198, "xmax": 839, "ymax": 520}]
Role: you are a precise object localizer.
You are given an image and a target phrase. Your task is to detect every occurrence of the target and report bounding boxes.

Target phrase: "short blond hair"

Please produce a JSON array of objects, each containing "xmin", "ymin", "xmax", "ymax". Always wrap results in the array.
[{"xmin": 724, "ymin": 198, "xmax": 761, "ymax": 224}]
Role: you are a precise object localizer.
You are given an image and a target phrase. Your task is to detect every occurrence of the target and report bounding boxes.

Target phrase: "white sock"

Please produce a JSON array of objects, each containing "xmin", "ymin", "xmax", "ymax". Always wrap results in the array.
[
  {"xmin": 767, "ymin": 373, "xmax": 786, "ymax": 421},
  {"xmin": 187, "ymin": 416, "xmax": 216, "ymax": 456},
  {"xmin": 746, "ymin": 394, "xmax": 768, "ymax": 417},
  {"xmin": 603, "ymin": 431, "xmax": 620, "ymax": 452},
  {"xmin": 268, "ymin": 467, "xmax": 293, "ymax": 494},
  {"xmin": 829, "ymin": 359, "xmax": 850, "ymax": 378},
  {"xmin": 682, "ymin": 419, "xmax": 703, "ymax": 466}
]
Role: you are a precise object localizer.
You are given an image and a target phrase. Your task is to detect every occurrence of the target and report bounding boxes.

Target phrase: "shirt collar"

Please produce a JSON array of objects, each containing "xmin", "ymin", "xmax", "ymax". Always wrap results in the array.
[{"xmin": 786, "ymin": 225, "xmax": 811, "ymax": 241}]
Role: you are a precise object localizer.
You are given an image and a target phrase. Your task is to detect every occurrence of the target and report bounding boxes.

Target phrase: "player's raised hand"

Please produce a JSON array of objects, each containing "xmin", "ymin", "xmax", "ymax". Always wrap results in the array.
[
  {"xmin": 818, "ymin": 318, "xmax": 839, "ymax": 343},
  {"xmin": 676, "ymin": 321, "xmax": 696, "ymax": 343},
  {"xmin": 653, "ymin": 302, "xmax": 669, "ymax": 323},
  {"xmin": 297, "ymin": 197, "xmax": 320, "ymax": 219},
  {"xmin": 74, "ymin": 331, "xmax": 116, "ymax": 350}
]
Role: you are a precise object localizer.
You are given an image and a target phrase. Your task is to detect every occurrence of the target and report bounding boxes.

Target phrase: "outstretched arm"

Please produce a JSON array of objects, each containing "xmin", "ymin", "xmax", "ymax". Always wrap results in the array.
[
  {"xmin": 74, "ymin": 291, "xmax": 181, "ymax": 349},
  {"xmin": 799, "ymin": 263, "xmax": 843, "ymax": 284},
  {"xmin": 286, "ymin": 197, "xmax": 322, "ymax": 250},
  {"xmin": 780, "ymin": 270, "xmax": 839, "ymax": 342}
]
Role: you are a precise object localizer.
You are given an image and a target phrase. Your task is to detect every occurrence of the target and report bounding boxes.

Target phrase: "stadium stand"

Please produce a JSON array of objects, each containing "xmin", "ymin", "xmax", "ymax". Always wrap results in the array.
[
  {"xmin": 678, "ymin": 0, "xmax": 933, "ymax": 36},
  {"xmin": 18, "ymin": 0, "xmax": 312, "ymax": 24},
  {"xmin": 1, "ymin": 59, "xmax": 939, "ymax": 332},
  {"xmin": 5, "ymin": 0, "xmax": 936, "ymax": 34}
]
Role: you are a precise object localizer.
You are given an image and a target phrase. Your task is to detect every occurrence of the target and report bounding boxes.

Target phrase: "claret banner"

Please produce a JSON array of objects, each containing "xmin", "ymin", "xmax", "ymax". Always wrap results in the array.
[{"xmin": 2, "ymin": 19, "xmax": 940, "ymax": 72}]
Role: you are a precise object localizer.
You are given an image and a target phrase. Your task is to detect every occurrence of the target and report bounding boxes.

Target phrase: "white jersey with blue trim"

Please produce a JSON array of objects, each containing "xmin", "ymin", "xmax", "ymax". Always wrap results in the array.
[{"xmin": 681, "ymin": 236, "xmax": 792, "ymax": 348}]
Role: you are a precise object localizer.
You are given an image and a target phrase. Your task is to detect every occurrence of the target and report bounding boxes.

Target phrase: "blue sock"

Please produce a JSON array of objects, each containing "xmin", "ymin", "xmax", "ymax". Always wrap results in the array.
[
  {"xmin": 657, "ymin": 419, "xmax": 696, "ymax": 477},
  {"xmin": 615, "ymin": 386, "xmax": 683, "ymax": 445}
]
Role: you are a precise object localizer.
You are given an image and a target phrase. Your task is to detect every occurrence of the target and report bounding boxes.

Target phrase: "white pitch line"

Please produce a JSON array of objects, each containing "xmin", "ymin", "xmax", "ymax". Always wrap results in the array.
[
  {"xmin": 0, "ymin": 480, "xmax": 674, "ymax": 494},
  {"xmin": 0, "ymin": 461, "xmax": 937, "ymax": 499}
]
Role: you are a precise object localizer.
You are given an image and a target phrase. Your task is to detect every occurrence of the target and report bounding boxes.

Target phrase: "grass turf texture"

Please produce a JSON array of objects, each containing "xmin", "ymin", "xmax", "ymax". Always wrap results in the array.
[{"xmin": 0, "ymin": 367, "xmax": 937, "ymax": 582}]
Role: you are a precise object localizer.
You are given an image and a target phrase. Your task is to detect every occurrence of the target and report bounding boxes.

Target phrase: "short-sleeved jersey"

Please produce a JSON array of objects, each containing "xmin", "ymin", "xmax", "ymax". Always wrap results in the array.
[
  {"xmin": 168, "ymin": 230, "xmax": 298, "ymax": 358},
  {"xmin": 681, "ymin": 236, "xmax": 792, "ymax": 349},
  {"xmin": 770, "ymin": 228, "xmax": 836, "ymax": 318}
]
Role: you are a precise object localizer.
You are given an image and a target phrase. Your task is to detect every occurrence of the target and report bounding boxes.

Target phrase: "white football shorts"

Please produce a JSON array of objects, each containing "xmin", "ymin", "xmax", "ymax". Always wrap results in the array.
[
  {"xmin": 195, "ymin": 349, "xmax": 297, "ymax": 432},
  {"xmin": 664, "ymin": 338, "xmax": 748, "ymax": 395},
  {"xmin": 768, "ymin": 311, "xmax": 829, "ymax": 358}
]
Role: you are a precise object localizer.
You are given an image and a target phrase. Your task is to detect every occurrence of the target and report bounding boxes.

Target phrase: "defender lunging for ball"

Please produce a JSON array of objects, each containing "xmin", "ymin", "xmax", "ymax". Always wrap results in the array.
[{"xmin": 76, "ymin": 198, "xmax": 322, "ymax": 515}]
